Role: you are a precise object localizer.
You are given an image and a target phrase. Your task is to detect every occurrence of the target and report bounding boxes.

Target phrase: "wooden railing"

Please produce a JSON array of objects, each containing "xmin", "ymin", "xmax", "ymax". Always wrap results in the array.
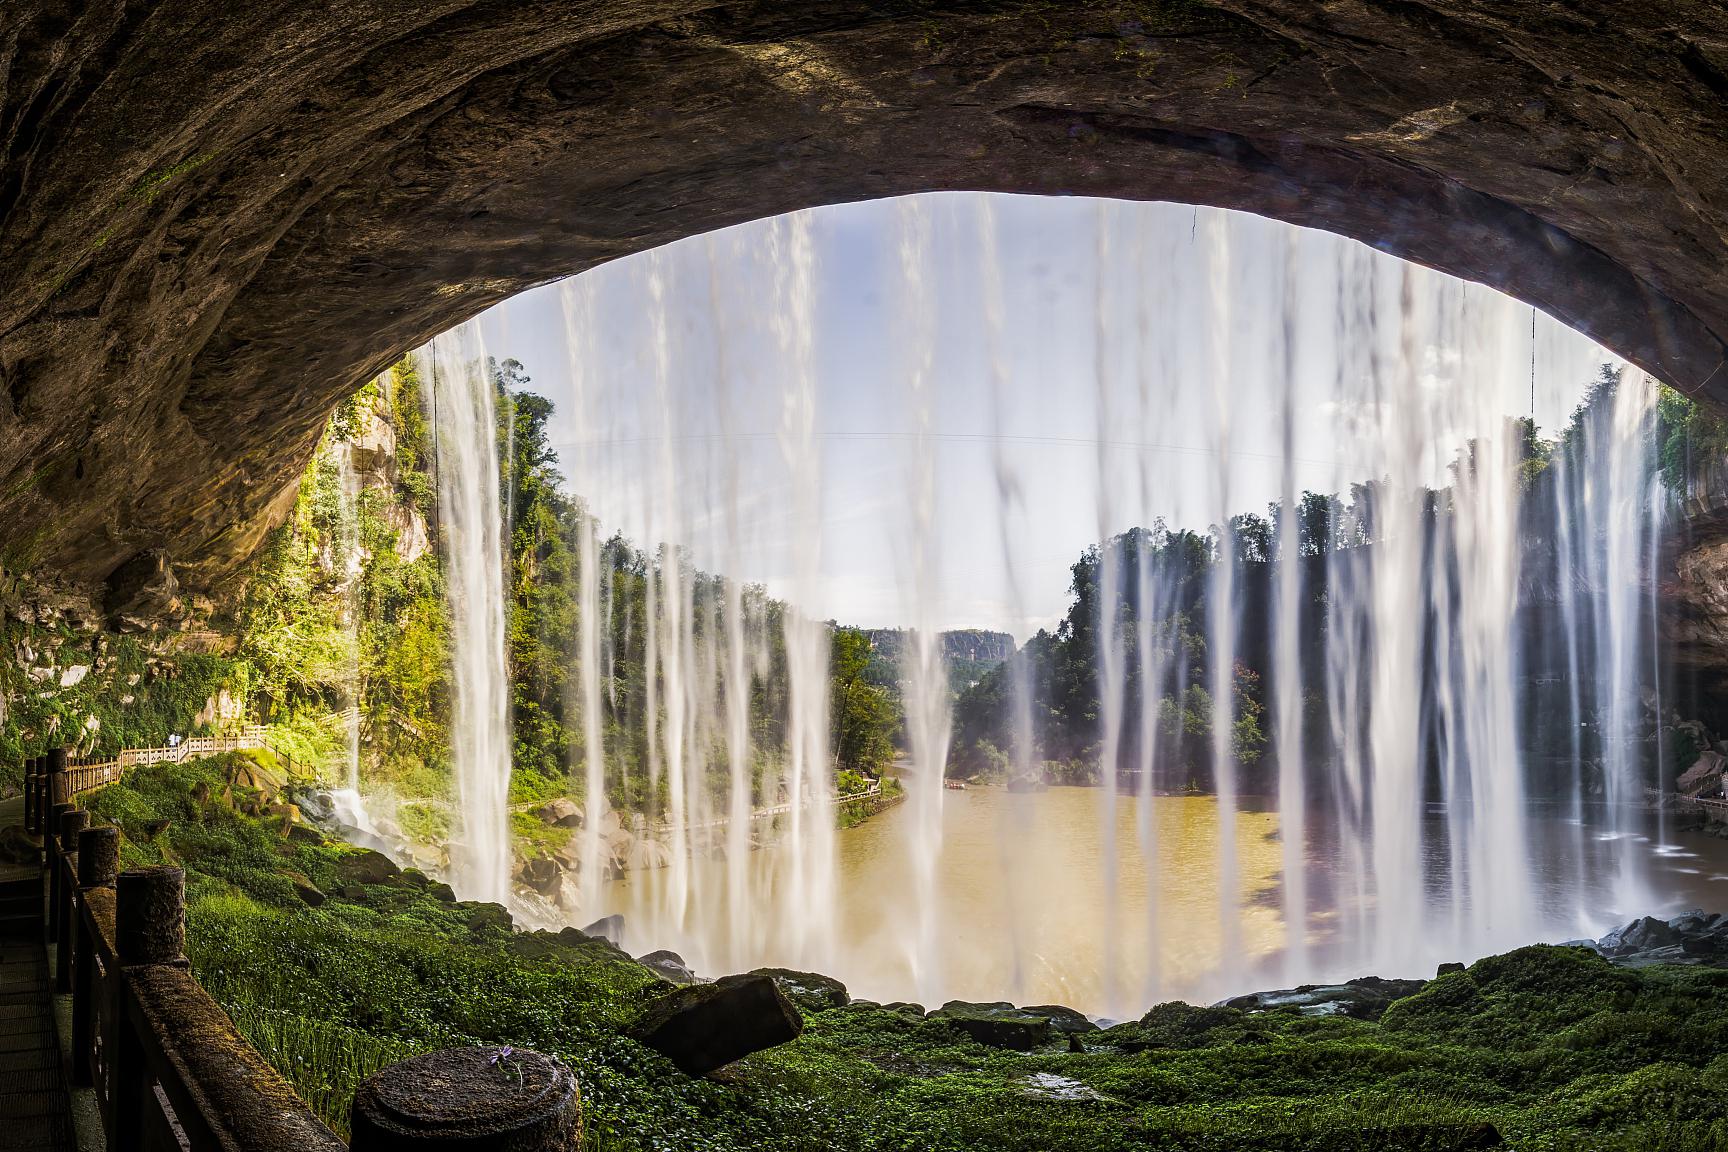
[
  {"xmin": 22, "ymin": 728, "xmax": 287, "ymax": 817},
  {"xmin": 1647, "ymin": 786, "xmax": 1728, "ymax": 817},
  {"xmin": 21, "ymin": 748, "xmax": 580, "ymax": 1150},
  {"xmin": 27, "ymin": 754, "xmax": 348, "ymax": 1152}
]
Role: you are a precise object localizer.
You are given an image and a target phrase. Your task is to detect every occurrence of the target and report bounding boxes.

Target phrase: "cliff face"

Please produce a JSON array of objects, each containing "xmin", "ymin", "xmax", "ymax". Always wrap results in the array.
[
  {"xmin": 1669, "ymin": 458, "xmax": 1728, "ymax": 727},
  {"xmin": 2, "ymin": 1, "xmax": 1727, "ymax": 605}
]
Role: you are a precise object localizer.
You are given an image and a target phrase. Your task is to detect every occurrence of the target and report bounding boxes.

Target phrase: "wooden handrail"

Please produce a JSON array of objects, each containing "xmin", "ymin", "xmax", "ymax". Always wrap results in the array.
[
  {"xmin": 22, "ymin": 744, "xmax": 581, "ymax": 1150},
  {"xmin": 40, "ymin": 728, "xmax": 273, "ymax": 806},
  {"xmin": 47, "ymin": 812, "xmax": 347, "ymax": 1152}
]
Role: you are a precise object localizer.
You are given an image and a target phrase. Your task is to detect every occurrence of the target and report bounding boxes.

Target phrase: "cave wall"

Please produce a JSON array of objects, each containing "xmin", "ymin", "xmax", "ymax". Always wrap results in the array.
[{"xmin": 2, "ymin": 1, "xmax": 1726, "ymax": 601}]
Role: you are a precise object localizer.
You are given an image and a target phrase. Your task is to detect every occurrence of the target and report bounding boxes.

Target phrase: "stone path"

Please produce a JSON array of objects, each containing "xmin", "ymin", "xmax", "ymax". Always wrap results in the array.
[{"xmin": 0, "ymin": 795, "xmax": 76, "ymax": 1150}]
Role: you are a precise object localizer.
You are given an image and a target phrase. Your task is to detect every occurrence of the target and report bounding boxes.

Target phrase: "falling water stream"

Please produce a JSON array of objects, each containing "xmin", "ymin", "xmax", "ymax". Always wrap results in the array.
[
  {"xmin": 412, "ymin": 194, "xmax": 1682, "ymax": 1014},
  {"xmin": 418, "ymin": 324, "xmax": 512, "ymax": 904}
]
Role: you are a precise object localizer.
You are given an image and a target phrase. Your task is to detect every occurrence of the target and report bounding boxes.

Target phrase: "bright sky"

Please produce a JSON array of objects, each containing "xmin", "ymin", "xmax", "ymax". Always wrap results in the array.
[{"xmin": 476, "ymin": 193, "xmax": 1618, "ymax": 637}]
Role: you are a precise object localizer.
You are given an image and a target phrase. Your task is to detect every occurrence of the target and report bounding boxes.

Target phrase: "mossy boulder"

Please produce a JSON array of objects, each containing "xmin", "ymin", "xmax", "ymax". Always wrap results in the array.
[
  {"xmin": 631, "ymin": 973, "xmax": 804, "ymax": 1076},
  {"xmin": 932, "ymin": 1001, "xmax": 1053, "ymax": 1050},
  {"xmin": 1224, "ymin": 975, "xmax": 1429, "ymax": 1021},
  {"xmin": 459, "ymin": 901, "xmax": 514, "ymax": 935},
  {"xmin": 335, "ymin": 847, "xmax": 400, "ymax": 887},
  {"xmin": 751, "ymin": 967, "xmax": 849, "ymax": 1014},
  {"xmin": 1022, "ymin": 1003, "xmax": 1099, "ymax": 1034}
]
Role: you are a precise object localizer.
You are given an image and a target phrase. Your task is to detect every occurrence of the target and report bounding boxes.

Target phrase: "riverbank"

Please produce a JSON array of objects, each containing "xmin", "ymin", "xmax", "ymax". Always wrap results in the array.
[{"xmin": 44, "ymin": 754, "xmax": 1728, "ymax": 1151}]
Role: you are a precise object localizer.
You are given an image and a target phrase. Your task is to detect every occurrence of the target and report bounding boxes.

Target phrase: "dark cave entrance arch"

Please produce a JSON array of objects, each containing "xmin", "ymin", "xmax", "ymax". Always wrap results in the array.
[{"xmin": 2, "ymin": 1, "xmax": 1724, "ymax": 594}]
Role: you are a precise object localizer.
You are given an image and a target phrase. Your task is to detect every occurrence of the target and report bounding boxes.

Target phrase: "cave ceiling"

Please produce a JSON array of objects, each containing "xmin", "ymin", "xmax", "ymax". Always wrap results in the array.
[{"xmin": 2, "ymin": 1, "xmax": 1725, "ymax": 595}]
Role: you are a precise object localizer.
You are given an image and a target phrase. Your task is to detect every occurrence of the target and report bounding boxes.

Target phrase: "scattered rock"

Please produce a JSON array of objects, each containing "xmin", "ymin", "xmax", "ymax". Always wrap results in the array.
[
  {"xmin": 517, "ymin": 855, "xmax": 560, "ymax": 896},
  {"xmin": 933, "ymin": 1002, "xmax": 1053, "ymax": 1050},
  {"xmin": 59, "ymin": 665, "xmax": 88, "ymax": 687},
  {"xmin": 264, "ymin": 801, "xmax": 302, "ymax": 828},
  {"xmin": 292, "ymin": 876, "xmax": 327, "ymax": 907},
  {"xmin": 340, "ymin": 884, "xmax": 368, "ymax": 901},
  {"xmin": 640, "ymin": 950, "xmax": 699, "ymax": 985},
  {"xmin": 427, "ymin": 882, "xmax": 457, "ymax": 903},
  {"xmin": 141, "ymin": 818, "xmax": 172, "ymax": 840},
  {"xmin": 631, "ymin": 973, "xmax": 804, "ymax": 1076},
  {"xmin": 1021, "ymin": 1004, "xmax": 1099, "ymax": 1034},
  {"xmin": 751, "ymin": 968, "xmax": 849, "ymax": 1014},
  {"xmin": 883, "ymin": 1002, "xmax": 926, "ymax": 1017},
  {"xmin": 1437, "ymin": 962, "xmax": 1466, "ymax": 976},
  {"xmin": 461, "ymin": 901, "xmax": 514, "ymax": 934},
  {"xmin": 533, "ymin": 798, "xmax": 583, "ymax": 827},
  {"xmin": 1019, "ymin": 1071, "xmax": 1104, "ymax": 1102},
  {"xmin": 582, "ymin": 914, "xmax": 624, "ymax": 946},
  {"xmin": 1223, "ymin": 976, "xmax": 1428, "ymax": 1021},
  {"xmin": 336, "ymin": 848, "xmax": 401, "ymax": 887}
]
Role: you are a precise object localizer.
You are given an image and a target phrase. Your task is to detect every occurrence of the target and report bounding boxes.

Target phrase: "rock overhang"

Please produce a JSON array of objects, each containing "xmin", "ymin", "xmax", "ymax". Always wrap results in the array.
[{"xmin": 1, "ymin": 0, "xmax": 1724, "ymax": 598}]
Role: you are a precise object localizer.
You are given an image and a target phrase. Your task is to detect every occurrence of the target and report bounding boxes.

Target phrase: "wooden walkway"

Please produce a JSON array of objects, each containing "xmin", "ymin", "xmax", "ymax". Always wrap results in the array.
[{"xmin": 0, "ymin": 794, "xmax": 76, "ymax": 1151}]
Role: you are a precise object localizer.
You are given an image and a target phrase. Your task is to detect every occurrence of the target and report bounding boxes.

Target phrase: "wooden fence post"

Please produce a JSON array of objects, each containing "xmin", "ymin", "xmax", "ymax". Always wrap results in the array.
[
  {"xmin": 46, "ymin": 803, "xmax": 73, "ymax": 945},
  {"xmin": 55, "ymin": 809, "xmax": 90, "ymax": 992},
  {"xmin": 70, "ymin": 826, "xmax": 119, "ymax": 1087},
  {"xmin": 48, "ymin": 746, "xmax": 69, "ymax": 806},
  {"xmin": 113, "ymin": 867, "xmax": 185, "ymax": 1152},
  {"xmin": 23, "ymin": 755, "xmax": 37, "ymax": 834}
]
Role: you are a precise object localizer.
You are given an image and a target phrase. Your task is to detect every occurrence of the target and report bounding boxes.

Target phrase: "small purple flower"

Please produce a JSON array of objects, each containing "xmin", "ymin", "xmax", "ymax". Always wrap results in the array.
[{"xmin": 488, "ymin": 1045, "xmax": 515, "ymax": 1067}]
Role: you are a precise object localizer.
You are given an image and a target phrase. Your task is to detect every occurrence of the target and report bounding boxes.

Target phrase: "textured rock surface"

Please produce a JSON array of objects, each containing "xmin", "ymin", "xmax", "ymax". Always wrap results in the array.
[
  {"xmin": 2, "ymin": 2, "xmax": 1726, "ymax": 595},
  {"xmin": 932, "ymin": 1001, "xmax": 1055, "ymax": 1049},
  {"xmin": 1574, "ymin": 909, "xmax": 1728, "ymax": 967},
  {"xmin": 1222, "ymin": 975, "xmax": 1430, "ymax": 1020},
  {"xmin": 349, "ymin": 1046, "xmax": 580, "ymax": 1152},
  {"xmin": 750, "ymin": 967, "xmax": 850, "ymax": 1014},
  {"xmin": 631, "ymin": 972, "xmax": 804, "ymax": 1075}
]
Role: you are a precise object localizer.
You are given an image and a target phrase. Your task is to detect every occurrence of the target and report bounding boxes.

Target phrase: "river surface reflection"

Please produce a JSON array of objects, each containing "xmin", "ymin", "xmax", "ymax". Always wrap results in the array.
[{"xmin": 601, "ymin": 784, "xmax": 1728, "ymax": 1018}]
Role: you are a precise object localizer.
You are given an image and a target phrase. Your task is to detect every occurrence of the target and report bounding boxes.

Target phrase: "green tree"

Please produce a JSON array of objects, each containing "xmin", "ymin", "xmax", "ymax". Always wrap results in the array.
[{"xmin": 830, "ymin": 627, "xmax": 897, "ymax": 773}]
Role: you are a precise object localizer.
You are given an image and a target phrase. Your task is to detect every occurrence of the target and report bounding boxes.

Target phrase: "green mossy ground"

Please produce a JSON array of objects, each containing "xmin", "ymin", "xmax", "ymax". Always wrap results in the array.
[{"xmin": 79, "ymin": 755, "xmax": 1728, "ymax": 1151}]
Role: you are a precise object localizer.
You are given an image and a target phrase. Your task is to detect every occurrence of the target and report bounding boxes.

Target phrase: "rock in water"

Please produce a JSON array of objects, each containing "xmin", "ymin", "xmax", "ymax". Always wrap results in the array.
[
  {"xmin": 639, "ymin": 950, "xmax": 699, "ymax": 985},
  {"xmin": 749, "ymin": 968, "xmax": 849, "ymax": 1013},
  {"xmin": 581, "ymin": 914, "xmax": 624, "ymax": 946},
  {"xmin": 631, "ymin": 973, "xmax": 804, "ymax": 1075},
  {"xmin": 932, "ymin": 1002, "xmax": 1053, "ymax": 1050},
  {"xmin": 1597, "ymin": 915, "xmax": 1684, "ymax": 956}
]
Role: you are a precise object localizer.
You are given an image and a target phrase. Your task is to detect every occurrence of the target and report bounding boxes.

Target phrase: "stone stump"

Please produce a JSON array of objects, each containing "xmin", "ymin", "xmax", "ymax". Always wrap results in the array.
[{"xmin": 349, "ymin": 1046, "xmax": 580, "ymax": 1151}]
